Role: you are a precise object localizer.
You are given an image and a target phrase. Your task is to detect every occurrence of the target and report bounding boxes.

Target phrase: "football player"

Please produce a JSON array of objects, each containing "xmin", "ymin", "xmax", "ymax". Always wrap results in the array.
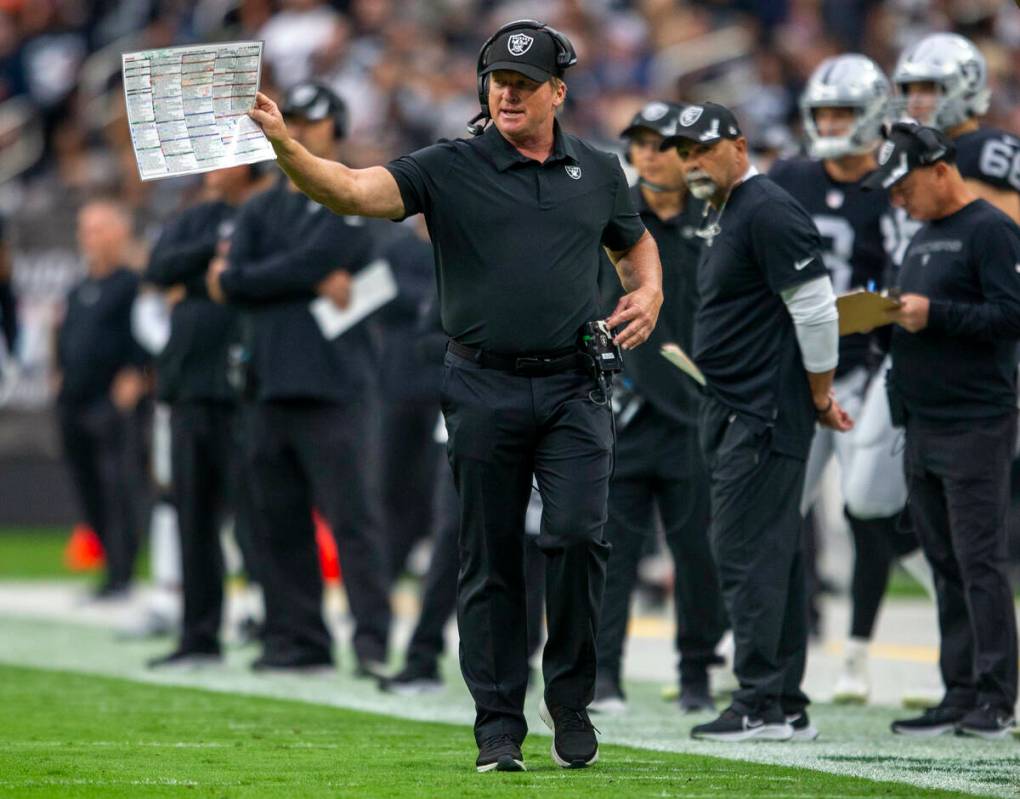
[
  {"xmin": 769, "ymin": 54, "xmax": 933, "ymax": 704},
  {"xmin": 893, "ymin": 32, "xmax": 1020, "ymax": 224}
]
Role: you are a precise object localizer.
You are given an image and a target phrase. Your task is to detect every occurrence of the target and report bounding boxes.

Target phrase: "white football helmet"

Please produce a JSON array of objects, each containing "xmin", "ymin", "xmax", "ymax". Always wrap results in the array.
[
  {"xmin": 892, "ymin": 33, "xmax": 990, "ymax": 130},
  {"xmin": 801, "ymin": 54, "xmax": 891, "ymax": 160}
]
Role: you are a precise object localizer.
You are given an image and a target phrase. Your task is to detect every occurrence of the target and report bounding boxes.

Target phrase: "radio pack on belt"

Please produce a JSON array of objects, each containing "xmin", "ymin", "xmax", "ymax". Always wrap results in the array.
[{"xmin": 580, "ymin": 320, "xmax": 624, "ymax": 377}]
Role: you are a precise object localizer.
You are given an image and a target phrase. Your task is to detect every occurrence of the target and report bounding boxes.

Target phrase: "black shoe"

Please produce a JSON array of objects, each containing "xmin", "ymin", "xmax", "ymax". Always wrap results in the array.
[
  {"xmin": 381, "ymin": 663, "xmax": 443, "ymax": 696},
  {"xmin": 891, "ymin": 703, "xmax": 968, "ymax": 737},
  {"xmin": 678, "ymin": 681, "xmax": 715, "ymax": 714},
  {"xmin": 786, "ymin": 711, "xmax": 819, "ymax": 741},
  {"xmin": 691, "ymin": 704, "xmax": 793, "ymax": 742},
  {"xmin": 956, "ymin": 704, "xmax": 1016, "ymax": 740},
  {"xmin": 589, "ymin": 678, "xmax": 626, "ymax": 714},
  {"xmin": 251, "ymin": 651, "xmax": 334, "ymax": 674},
  {"xmin": 539, "ymin": 699, "xmax": 599, "ymax": 768},
  {"xmin": 475, "ymin": 734, "xmax": 526, "ymax": 773},
  {"xmin": 147, "ymin": 648, "xmax": 221, "ymax": 670}
]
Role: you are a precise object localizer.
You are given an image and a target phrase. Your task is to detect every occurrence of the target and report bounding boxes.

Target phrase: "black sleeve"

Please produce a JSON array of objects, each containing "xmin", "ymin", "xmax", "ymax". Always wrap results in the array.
[
  {"xmin": 927, "ymin": 218, "xmax": 1020, "ymax": 340},
  {"xmin": 600, "ymin": 158, "xmax": 646, "ymax": 252},
  {"xmin": 221, "ymin": 217, "xmax": 374, "ymax": 303},
  {"xmin": 750, "ymin": 196, "xmax": 827, "ymax": 293},
  {"xmin": 144, "ymin": 208, "xmax": 219, "ymax": 287},
  {"xmin": 385, "ymin": 143, "xmax": 454, "ymax": 222}
]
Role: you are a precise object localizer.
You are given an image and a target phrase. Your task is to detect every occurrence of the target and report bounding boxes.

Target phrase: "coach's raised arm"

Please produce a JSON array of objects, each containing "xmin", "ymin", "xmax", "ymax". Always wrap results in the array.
[{"xmin": 256, "ymin": 19, "xmax": 662, "ymax": 774}]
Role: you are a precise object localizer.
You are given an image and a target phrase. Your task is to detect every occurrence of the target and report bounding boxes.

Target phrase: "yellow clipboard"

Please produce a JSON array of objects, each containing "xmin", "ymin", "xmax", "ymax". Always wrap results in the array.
[{"xmin": 837, "ymin": 290, "xmax": 902, "ymax": 336}]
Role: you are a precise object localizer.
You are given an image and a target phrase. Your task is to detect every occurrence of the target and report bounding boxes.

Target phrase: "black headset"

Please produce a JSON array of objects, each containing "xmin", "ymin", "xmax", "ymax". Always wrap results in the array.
[
  {"xmin": 888, "ymin": 121, "xmax": 956, "ymax": 165},
  {"xmin": 466, "ymin": 19, "xmax": 577, "ymax": 136}
]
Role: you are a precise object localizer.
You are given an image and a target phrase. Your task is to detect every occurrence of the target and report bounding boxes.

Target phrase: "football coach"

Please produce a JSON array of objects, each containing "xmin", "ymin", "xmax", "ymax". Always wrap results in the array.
[
  {"xmin": 660, "ymin": 102, "xmax": 852, "ymax": 742},
  {"xmin": 248, "ymin": 20, "xmax": 663, "ymax": 772}
]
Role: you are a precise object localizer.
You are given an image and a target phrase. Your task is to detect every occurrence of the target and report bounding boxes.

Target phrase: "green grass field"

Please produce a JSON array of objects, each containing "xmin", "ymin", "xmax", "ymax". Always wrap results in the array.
[{"xmin": 0, "ymin": 664, "xmax": 985, "ymax": 799}]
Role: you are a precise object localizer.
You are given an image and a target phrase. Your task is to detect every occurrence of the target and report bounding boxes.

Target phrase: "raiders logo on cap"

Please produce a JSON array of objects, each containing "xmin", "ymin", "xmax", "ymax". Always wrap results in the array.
[
  {"xmin": 679, "ymin": 106, "xmax": 703, "ymax": 127},
  {"xmin": 508, "ymin": 33, "xmax": 534, "ymax": 56},
  {"xmin": 641, "ymin": 102, "xmax": 670, "ymax": 122},
  {"xmin": 877, "ymin": 140, "xmax": 895, "ymax": 166}
]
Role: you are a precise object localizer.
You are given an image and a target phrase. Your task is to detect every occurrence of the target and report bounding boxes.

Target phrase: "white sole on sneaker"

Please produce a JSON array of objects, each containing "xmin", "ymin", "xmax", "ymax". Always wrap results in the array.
[
  {"xmin": 790, "ymin": 724, "xmax": 819, "ymax": 742},
  {"xmin": 956, "ymin": 726, "xmax": 1015, "ymax": 741},
  {"xmin": 539, "ymin": 699, "xmax": 599, "ymax": 768},
  {"xmin": 890, "ymin": 723, "xmax": 956, "ymax": 737},
  {"xmin": 588, "ymin": 696, "xmax": 627, "ymax": 715},
  {"xmin": 476, "ymin": 757, "xmax": 526, "ymax": 773},
  {"xmin": 692, "ymin": 723, "xmax": 794, "ymax": 743},
  {"xmin": 383, "ymin": 681, "xmax": 444, "ymax": 697}
]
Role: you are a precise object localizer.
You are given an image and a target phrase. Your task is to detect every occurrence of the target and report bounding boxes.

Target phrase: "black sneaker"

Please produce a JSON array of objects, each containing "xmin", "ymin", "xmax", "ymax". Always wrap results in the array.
[
  {"xmin": 691, "ymin": 704, "xmax": 793, "ymax": 742},
  {"xmin": 786, "ymin": 711, "xmax": 819, "ymax": 741},
  {"xmin": 678, "ymin": 681, "xmax": 715, "ymax": 714},
  {"xmin": 475, "ymin": 734, "xmax": 526, "ymax": 773},
  {"xmin": 251, "ymin": 651, "xmax": 334, "ymax": 675},
  {"xmin": 147, "ymin": 648, "xmax": 221, "ymax": 670},
  {"xmin": 380, "ymin": 663, "xmax": 443, "ymax": 696},
  {"xmin": 539, "ymin": 699, "xmax": 599, "ymax": 768},
  {"xmin": 956, "ymin": 704, "xmax": 1016, "ymax": 740},
  {"xmin": 891, "ymin": 704, "xmax": 968, "ymax": 737}
]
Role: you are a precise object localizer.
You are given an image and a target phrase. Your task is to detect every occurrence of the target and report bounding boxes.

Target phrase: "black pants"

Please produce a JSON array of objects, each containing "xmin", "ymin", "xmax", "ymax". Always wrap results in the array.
[
  {"xmin": 171, "ymin": 401, "xmax": 237, "ymax": 652},
  {"xmin": 905, "ymin": 412, "xmax": 1018, "ymax": 711},
  {"xmin": 441, "ymin": 351, "xmax": 613, "ymax": 746},
  {"xmin": 700, "ymin": 398, "xmax": 810, "ymax": 714},
  {"xmin": 597, "ymin": 404, "xmax": 726, "ymax": 690},
  {"xmin": 404, "ymin": 457, "xmax": 547, "ymax": 671},
  {"xmin": 245, "ymin": 399, "xmax": 392, "ymax": 665},
  {"xmin": 379, "ymin": 398, "xmax": 440, "ymax": 583},
  {"xmin": 58, "ymin": 398, "xmax": 147, "ymax": 588}
]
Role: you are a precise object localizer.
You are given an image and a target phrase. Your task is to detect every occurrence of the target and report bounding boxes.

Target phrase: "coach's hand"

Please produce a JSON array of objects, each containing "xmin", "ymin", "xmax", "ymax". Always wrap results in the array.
[
  {"xmin": 249, "ymin": 92, "xmax": 290, "ymax": 146},
  {"xmin": 816, "ymin": 392, "xmax": 854, "ymax": 432},
  {"xmin": 886, "ymin": 293, "xmax": 929, "ymax": 333},
  {"xmin": 606, "ymin": 286, "xmax": 661, "ymax": 350},
  {"xmin": 206, "ymin": 256, "xmax": 228, "ymax": 304},
  {"xmin": 318, "ymin": 269, "xmax": 352, "ymax": 309}
]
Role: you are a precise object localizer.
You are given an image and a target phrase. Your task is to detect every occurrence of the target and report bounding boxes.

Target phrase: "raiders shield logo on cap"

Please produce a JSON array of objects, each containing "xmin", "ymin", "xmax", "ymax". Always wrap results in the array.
[
  {"xmin": 679, "ymin": 106, "xmax": 703, "ymax": 127},
  {"xmin": 508, "ymin": 33, "xmax": 534, "ymax": 56},
  {"xmin": 877, "ymin": 140, "xmax": 895, "ymax": 166},
  {"xmin": 641, "ymin": 102, "xmax": 670, "ymax": 121}
]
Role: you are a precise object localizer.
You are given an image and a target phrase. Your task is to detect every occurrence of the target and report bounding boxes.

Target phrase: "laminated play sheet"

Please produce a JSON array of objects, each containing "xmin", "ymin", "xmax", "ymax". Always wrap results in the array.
[{"xmin": 122, "ymin": 41, "xmax": 275, "ymax": 181}]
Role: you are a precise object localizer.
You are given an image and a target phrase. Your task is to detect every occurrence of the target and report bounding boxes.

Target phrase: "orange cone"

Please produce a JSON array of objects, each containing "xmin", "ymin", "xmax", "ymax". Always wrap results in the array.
[
  {"xmin": 64, "ymin": 523, "xmax": 104, "ymax": 571},
  {"xmin": 313, "ymin": 510, "xmax": 342, "ymax": 585}
]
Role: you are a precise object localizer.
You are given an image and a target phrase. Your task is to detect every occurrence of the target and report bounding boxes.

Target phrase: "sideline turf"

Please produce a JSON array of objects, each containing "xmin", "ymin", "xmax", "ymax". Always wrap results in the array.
[
  {"xmin": 0, "ymin": 664, "xmax": 984, "ymax": 798},
  {"xmin": 0, "ymin": 528, "xmax": 148, "ymax": 580}
]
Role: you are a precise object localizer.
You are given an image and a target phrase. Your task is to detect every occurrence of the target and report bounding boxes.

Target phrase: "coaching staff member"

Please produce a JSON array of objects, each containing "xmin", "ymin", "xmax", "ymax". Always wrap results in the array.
[
  {"xmin": 871, "ymin": 123, "xmax": 1020, "ymax": 740},
  {"xmin": 248, "ymin": 19, "xmax": 662, "ymax": 772},
  {"xmin": 661, "ymin": 103, "xmax": 851, "ymax": 742},
  {"xmin": 592, "ymin": 101, "xmax": 727, "ymax": 716},
  {"xmin": 209, "ymin": 82, "xmax": 393, "ymax": 677}
]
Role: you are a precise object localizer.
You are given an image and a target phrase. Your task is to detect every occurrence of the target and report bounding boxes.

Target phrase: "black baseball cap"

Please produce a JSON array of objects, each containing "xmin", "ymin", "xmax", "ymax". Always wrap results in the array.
[
  {"xmin": 621, "ymin": 101, "xmax": 683, "ymax": 139},
  {"xmin": 281, "ymin": 82, "xmax": 343, "ymax": 122},
  {"xmin": 659, "ymin": 102, "xmax": 743, "ymax": 150},
  {"xmin": 861, "ymin": 122, "xmax": 956, "ymax": 191},
  {"xmin": 480, "ymin": 26, "xmax": 563, "ymax": 83}
]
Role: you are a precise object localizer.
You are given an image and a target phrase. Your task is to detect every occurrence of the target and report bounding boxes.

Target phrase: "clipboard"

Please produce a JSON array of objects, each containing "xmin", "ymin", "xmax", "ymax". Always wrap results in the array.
[
  {"xmin": 660, "ymin": 342, "xmax": 706, "ymax": 386},
  {"xmin": 837, "ymin": 290, "xmax": 902, "ymax": 336},
  {"xmin": 309, "ymin": 259, "xmax": 397, "ymax": 339}
]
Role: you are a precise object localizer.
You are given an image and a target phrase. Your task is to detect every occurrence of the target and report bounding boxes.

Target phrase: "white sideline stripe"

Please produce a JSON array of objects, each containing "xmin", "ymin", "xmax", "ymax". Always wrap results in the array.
[{"xmin": 1, "ymin": 613, "xmax": 1017, "ymax": 799}]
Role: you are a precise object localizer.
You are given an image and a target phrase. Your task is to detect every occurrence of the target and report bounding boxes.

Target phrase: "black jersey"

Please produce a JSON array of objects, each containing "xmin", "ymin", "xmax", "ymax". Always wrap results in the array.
[
  {"xmin": 955, "ymin": 127, "xmax": 1020, "ymax": 195},
  {"xmin": 769, "ymin": 157, "xmax": 893, "ymax": 374},
  {"xmin": 891, "ymin": 199, "xmax": 1020, "ymax": 421},
  {"xmin": 695, "ymin": 173, "xmax": 827, "ymax": 459}
]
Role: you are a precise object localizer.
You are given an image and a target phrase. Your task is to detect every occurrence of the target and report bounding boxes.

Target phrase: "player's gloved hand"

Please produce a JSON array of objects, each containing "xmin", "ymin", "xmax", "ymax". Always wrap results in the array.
[
  {"xmin": 249, "ymin": 92, "xmax": 290, "ymax": 147},
  {"xmin": 605, "ymin": 285, "xmax": 662, "ymax": 350}
]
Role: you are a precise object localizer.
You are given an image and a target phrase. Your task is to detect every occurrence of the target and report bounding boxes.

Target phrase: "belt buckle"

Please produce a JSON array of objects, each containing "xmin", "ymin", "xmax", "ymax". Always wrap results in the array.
[{"xmin": 514, "ymin": 356, "xmax": 547, "ymax": 376}]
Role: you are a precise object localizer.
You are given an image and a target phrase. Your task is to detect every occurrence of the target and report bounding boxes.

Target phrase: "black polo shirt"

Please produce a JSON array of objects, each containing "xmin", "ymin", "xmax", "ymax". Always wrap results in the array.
[
  {"xmin": 602, "ymin": 185, "xmax": 704, "ymax": 427},
  {"xmin": 695, "ymin": 173, "xmax": 828, "ymax": 459},
  {"xmin": 891, "ymin": 199, "xmax": 1020, "ymax": 422},
  {"xmin": 385, "ymin": 121, "xmax": 645, "ymax": 353}
]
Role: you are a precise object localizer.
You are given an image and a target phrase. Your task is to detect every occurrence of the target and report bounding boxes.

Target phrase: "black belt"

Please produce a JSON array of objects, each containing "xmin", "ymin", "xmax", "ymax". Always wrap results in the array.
[{"xmin": 447, "ymin": 340, "xmax": 587, "ymax": 376}]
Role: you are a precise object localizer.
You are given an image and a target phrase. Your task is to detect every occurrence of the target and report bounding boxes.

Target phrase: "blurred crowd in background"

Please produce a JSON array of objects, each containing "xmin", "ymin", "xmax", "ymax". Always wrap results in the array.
[{"xmin": 0, "ymin": 0, "xmax": 1019, "ymax": 501}]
